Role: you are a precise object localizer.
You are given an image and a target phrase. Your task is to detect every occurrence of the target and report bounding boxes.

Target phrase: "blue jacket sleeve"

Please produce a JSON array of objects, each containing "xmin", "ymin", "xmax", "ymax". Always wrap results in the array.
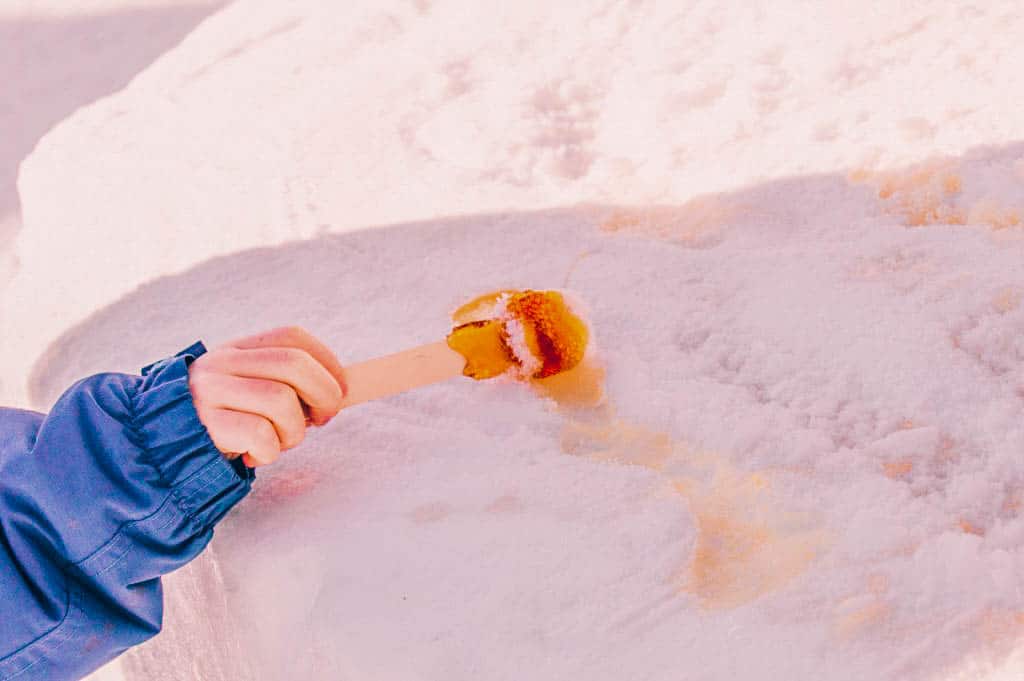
[{"xmin": 0, "ymin": 342, "xmax": 253, "ymax": 681}]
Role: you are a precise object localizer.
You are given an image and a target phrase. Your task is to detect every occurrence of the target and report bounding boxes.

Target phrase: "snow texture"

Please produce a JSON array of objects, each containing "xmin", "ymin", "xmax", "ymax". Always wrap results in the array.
[{"xmin": 3, "ymin": 1, "xmax": 1024, "ymax": 680}]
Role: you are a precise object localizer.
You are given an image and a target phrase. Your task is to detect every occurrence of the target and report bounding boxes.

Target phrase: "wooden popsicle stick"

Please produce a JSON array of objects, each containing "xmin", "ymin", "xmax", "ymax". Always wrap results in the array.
[{"xmin": 337, "ymin": 340, "xmax": 468, "ymax": 409}]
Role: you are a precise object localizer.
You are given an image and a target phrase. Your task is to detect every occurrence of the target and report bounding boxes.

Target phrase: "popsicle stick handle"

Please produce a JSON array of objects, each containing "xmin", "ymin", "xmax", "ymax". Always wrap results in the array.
[{"xmin": 337, "ymin": 340, "xmax": 467, "ymax": 409}]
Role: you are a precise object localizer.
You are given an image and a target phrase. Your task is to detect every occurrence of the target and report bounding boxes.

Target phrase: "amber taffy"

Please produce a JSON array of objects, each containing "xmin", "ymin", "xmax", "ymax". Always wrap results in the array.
[{"xmin": 334, "ymin": 289, "xmax": 590, "ymax": 409}]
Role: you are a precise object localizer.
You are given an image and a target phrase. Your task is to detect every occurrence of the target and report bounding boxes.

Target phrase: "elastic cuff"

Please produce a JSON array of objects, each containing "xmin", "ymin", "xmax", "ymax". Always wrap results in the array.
[
  {"xmin": 132, "ymin": 342, "xmax": 253, "ymax": 520},
  {"xmin": 140, "ymin": 340, "xmax": 207, "ymax": 377}
]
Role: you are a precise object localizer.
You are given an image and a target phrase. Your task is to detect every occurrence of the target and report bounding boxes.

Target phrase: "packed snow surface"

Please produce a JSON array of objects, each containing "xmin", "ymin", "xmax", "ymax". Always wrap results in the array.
[{"xmin": 3, "ymin": 1, "xmax": 1024, "ymax": 680}]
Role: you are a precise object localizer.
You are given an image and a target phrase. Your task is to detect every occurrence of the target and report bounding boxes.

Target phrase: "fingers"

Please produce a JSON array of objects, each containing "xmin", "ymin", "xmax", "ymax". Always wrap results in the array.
[
  {"xmin": 196, "ymin": 346, "xmax": 343, "ymax": 425},
  {"xmin": 187, "ymin": 325, "xmax": 346, "ymax": 469},
  {"xmin": 227, "ymin": 326, "xmax": 348, "ymax": 399},
  {"xmin": 190, "ymin": 371, "xmax": 307, "ymax": 450},
  {"xmin": 196, "ymin": 407, "xmax": 281, "ymax": 467}
]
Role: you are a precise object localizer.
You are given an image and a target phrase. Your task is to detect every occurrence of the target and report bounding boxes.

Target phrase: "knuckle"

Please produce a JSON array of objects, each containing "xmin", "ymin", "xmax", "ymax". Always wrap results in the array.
[
  {"xmin": 276, "ymin": 347, "xmax": 299, "ymax": 364},
  {"xmin": 253, "ymin": 418, "xmax": 278, "ymax": 445},
  {"xmin": 310, "ymin": 387, "xmax": 343, "ymax": 415},
  {"xmin": 269, "ymin": 382, "xmax": 298, "ymax": 411},
  {"xmin": 272, "ymin": 347, "xmax": 311, "ymax": 370},
  {"xmin": 255, "ymin": 346, "xmax": 290, "ymax": 368},
  {"xmin": 254, "ymin": 378, "xmax": 291, "ymax": 402}
]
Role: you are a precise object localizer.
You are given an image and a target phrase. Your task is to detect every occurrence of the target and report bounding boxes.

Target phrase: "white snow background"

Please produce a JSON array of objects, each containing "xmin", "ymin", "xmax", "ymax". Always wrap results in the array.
[{"xmin": 3, "ymin": 1, "xmax": 1024, "ymax": 680}]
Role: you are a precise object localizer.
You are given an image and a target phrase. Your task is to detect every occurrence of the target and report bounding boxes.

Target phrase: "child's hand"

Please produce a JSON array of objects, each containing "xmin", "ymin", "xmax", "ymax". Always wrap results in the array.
[{"xmin": 187, "ymin": 326, "xmax": 347, "ymax": 468}]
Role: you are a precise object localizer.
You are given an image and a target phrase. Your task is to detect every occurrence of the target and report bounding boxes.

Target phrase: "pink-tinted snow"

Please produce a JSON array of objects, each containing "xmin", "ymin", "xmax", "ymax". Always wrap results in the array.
[{"xmin": 3, "ymin": 2, "xmax": 1024, "ymax": 680}]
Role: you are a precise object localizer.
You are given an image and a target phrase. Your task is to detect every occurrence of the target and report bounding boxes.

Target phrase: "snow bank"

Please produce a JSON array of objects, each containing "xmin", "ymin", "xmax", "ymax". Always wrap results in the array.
[
  {"xmin": 33, "ymin": 158, "xmax": 1024, "ymax": 679},
  {"xmin": 7, "ymin": 1, "xmax": 1024, "ymax": 679},
  {"xmin": 0, "ymin": 0, "xmax": 226, "ymax": 406}
]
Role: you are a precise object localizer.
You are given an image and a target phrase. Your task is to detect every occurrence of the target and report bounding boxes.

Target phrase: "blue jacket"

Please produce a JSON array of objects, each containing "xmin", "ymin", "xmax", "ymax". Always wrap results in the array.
[{"xmin": 0, "ymin": 342, "xmax": 253, "ymax": 680}]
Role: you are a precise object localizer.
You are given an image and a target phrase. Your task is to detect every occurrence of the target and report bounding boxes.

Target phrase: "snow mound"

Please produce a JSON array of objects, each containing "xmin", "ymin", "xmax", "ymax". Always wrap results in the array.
[
  {"xmin": 32, "ymin": 151, "xmax": 1024, "ymax": 678},
  {"xmin": 9, "ymin": 1, "xmax": 1024, "ymax": 679}
]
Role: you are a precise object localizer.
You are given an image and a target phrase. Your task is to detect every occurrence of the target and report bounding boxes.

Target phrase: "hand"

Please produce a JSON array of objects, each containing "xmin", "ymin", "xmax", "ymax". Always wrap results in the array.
[{"xmin": 187, "ymin": 326, "xmax": 347, "ymax": 468}]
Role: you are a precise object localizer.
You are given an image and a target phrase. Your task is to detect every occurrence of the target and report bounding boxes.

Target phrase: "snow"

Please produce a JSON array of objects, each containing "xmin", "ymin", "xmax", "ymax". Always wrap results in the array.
[
  {"xmin": 3, "ymin": 1, "xmax": 1024, "ymax": 680},
  {"xmin": 0, "ymin": 0, "xmax": 227, "ymax": 404}
]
